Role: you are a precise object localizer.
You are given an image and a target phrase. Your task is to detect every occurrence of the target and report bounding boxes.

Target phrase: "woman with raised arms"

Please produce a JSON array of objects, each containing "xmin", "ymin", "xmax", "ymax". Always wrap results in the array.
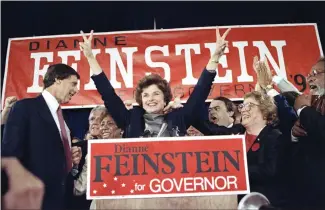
[{"xmin": 79, "ymin": 28, "xmax": 231, "ymax": 138}]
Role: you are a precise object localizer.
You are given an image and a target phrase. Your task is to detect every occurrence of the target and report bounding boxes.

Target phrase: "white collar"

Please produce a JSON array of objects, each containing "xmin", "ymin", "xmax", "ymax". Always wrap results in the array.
[
  {"xmin": 42, "ymin": 89, "xmax": 60, "ymax": 113},
  {"xmin": 227, "ymin": 123, "xmax": 233, "ymax": 128}
]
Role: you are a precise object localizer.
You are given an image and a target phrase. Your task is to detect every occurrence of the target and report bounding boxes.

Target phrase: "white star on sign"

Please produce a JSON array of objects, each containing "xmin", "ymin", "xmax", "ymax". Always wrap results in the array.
[
  {"xmin": 111, "ymin": 190, "xmax": 115, "ymax": 194},
  {"xmin": 113, "ymin": 177, "xmax": 118, "ymax": 181},
  {"xmin": 130, "ymin": 189, "xmax": 134, "ymax": 193},
  {"xmin": 121, "ymin": 183, "xmax": 126, "ymax": 187},
  {"xmin": 103, "ymin": 183, "xmax": 107, "ymax": 188},
  {"xmin": 93, "ymin": 190, "xmax": 97, "ymax": 194}
]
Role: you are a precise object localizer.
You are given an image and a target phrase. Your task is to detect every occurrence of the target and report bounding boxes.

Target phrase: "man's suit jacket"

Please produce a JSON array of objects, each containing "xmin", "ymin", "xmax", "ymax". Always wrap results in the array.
[
  {"xmin": 1, "ymin": 95, "xmax": 74, "ymax": 210},
  {"xmin": 300, "ymin": 95, "xmax": 325, "ymax": 142},
  {"xmin": 292, "ymin": 96, "xmax": 325, "ymax": 208}
]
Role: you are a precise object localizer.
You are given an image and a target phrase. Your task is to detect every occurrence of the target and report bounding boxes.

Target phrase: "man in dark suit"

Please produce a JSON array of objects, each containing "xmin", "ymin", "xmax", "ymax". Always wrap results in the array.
[
  {"xmin": 2, "ymin": 63, "xmax": 82, "ymax": 210},
  {"xmin": 288, "ymin": 57, "xmax": 325, "ymax": 208},
  {"xmin": 292, "ymin": 93, "xmax": 325, "ymax": 209}
]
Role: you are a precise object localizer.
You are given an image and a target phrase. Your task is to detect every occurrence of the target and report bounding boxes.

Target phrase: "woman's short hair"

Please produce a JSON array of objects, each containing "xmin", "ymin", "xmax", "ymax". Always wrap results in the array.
[
  {"xmin": 135, "ymin": 74, "xmax": 172, "ymax": 107},
  {"xmin": 244, "ymin": 91, "xmax": 278, "ymax": 125}
]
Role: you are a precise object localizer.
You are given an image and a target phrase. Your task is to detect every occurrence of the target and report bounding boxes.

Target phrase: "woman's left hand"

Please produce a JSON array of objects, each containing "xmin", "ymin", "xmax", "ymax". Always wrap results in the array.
[
  {"xmin": 79, "ymin": 30, "xmax": 94, "ymax": 59},
  {"xmin": 206, "ymin": 27, "xmax": 231, "ymax": 71}
]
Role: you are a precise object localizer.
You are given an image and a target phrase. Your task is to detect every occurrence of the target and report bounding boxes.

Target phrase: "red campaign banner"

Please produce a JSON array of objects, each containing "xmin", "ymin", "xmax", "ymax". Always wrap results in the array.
[
  {"xmin": 87, "ymin": 135, "xmax": 249, "ymax": 199},
  {"xmin": 2, "ymin": 23, "xmax": 323, "ymax": 109}
]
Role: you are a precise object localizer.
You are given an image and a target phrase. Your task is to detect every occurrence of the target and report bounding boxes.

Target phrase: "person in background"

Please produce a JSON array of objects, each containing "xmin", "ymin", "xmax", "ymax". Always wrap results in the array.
[
  {"xmin": 292, "ymin": 57, "xmax": 325, "ymax": 140},
  {"xmin": 237, "ymin": 92, "xmax": 288, "ymax": 207},
  {"xmin": 1, "ymin": 157, "xmax": 45, "ymax": 210},
  {"xmin": 2, "ymin": 63, "xmax": 82, "ymax": 210},
  {"xmin": 289, "ymin": 57, "xmax": 325, "ymax": 209},
  {"xmin": 1, "ymin": 96, "xmax": 18, "ymax": 137},
  {"xmin": 85, "ymin": 106, "xmax": 107, "ymax": 140},
  {"xmin": 208, "ymin": 96, "xmax": 236, "ymax": 127},
  {"xmin": 251, "ymin": 56, "xmax": 300, "ymax": 208},
  {"xmin": 69, "ymin": 106, "xmax": 107, "ymax": 210},
  {"xmin": 232, "ymin": 102, "xmax": 242, "ymax": 124},
  {"xmin": 74, "ymin": 111, "xmax": 122, "ymax": 210},
  {"xmin": 100, "ymin": 112, "xmax": 123, "ymax": 139},
  {"xmin": 1, "ymin": 96, "xmax": 18, "ymax": 125},
  {"xmin": 192, "ymin": 74, "xmax": 289, "ymax": 207}
]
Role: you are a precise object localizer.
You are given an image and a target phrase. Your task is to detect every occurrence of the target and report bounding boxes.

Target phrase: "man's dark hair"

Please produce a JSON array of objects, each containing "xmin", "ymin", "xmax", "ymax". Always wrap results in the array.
[
  {"xmin": 43, "ymin": 63, "xmax": 80, "ymax": 89},
  {"xmin": 213, "ymin": 96, "xmax": 235, "ymax": 112},
  {"xmin": 213, "ymin": 96, "xmax": 236, "ymax": 120},
  {"xmin": 281, "ymin": 91, "xmax": 300, "ymax": 107},
  {"xmin": 135, "ymin": 74, "xmax": 172, "ymax": 107}
]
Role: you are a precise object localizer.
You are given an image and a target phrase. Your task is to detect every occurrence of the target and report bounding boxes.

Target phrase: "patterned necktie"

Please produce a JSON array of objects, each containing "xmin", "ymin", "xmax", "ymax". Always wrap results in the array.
[{"xmin": 57, "ymin": 106, "xmax": 72, "ymax": 173}]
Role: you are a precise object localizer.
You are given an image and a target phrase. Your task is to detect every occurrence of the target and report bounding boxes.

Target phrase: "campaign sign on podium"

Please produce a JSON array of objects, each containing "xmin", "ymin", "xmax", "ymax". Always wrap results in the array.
[{"xmin": 87, "ymin": 135, "xmax": 250, "ymax": 200}]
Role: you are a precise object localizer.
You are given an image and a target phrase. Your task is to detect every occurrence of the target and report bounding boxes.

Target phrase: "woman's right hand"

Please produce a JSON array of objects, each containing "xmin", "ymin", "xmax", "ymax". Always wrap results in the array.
[{"xmin": 253, "ymin": 56, "xmax": 273, "ymax": 91}]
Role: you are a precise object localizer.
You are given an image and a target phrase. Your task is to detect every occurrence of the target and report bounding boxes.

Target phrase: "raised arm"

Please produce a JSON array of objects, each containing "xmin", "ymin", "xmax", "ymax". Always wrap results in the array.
[
  {"xmin": 79, "ymin": 30, "xmax": 130, "ymax": 129},
  {"xmin": 252, "ymin": 56, "xmax": 298, "ymax": 135},
  {"xmin": 182, "ymin": 28, "xmax": 231, "ymax": 126},
  {"xmin": 2, "ymin": 100, "xmax": 28, "ymax": 161},
  {"xmin": 1, "ymin": 96, "xmax": 18, "ymax": 125}
]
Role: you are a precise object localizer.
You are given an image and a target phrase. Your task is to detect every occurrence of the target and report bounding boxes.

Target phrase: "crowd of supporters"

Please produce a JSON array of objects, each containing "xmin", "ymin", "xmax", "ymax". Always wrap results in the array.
[{"xmin": 1, "ymin": 28, "xmax": 324, "ymax": 210}]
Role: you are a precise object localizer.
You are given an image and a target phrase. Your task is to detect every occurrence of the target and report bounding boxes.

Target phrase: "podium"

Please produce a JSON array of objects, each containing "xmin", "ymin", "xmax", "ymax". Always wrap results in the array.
[
  {"xmin": 87, "ymin": 136, "xmax": 247, "ymax": 209},
  {"xmin": 92, "ymin": 195, "xmax": 237, "ymax": 209}
]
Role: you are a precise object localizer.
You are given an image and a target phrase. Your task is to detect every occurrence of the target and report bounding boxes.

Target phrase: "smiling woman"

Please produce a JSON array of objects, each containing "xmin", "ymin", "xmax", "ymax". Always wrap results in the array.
[
  {"xmin": 239, "ymin": 91, "xmax": 277, "ymax": 129},
  {"xmin": 135, "ymin": 74, "xmax": 172, "ymax": 114},
  {"xmin": 100, "ymin": 113, "xmax": 122, "ymax": 139}
]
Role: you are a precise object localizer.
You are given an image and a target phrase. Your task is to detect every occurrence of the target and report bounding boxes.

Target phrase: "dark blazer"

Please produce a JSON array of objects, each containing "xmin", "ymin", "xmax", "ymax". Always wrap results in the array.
[
  {"xmin": 1, "ymin": 95, "xmax": 74, "ymax": 210},
  {"xmin": 273, "ymin": 94, "xmax": 297, "ymax": 137},
  {"xmin": 91, "ymin": 68, "xmax": 216, "ymax": 138},
  {"xmin": 294, "ymin": 106, "xmax": 325, "ymax": 208},
  {"xmin": 244, "ymin": 125, "xmax": 289, "ymax": 207},
  {"xmin": 192, "ymin": 102, "xmax": 290, "ymax": 207},
  {"xmin": 300, "ymin": 106, "xmax": 325, "ymax": 143},
  {"xmin": 194, "ymin": 119, "xmax": 288, "ymax": 207}
]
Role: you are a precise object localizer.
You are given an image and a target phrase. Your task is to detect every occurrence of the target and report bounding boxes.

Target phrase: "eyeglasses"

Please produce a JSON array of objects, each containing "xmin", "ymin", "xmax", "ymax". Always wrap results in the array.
[
  {"xmin": 238, "ymin": 102, "xmax": 260, "ymax": 112},
  {"xmin": 307, "ymin": 69, "xmax": 325, "ymax": 78}
]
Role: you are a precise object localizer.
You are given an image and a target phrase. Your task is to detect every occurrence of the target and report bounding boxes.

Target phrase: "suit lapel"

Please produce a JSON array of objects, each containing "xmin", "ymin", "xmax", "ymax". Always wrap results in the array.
[{"xmin": 35, "ymin": 95, "xmax": 62, "ymax": 141}]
